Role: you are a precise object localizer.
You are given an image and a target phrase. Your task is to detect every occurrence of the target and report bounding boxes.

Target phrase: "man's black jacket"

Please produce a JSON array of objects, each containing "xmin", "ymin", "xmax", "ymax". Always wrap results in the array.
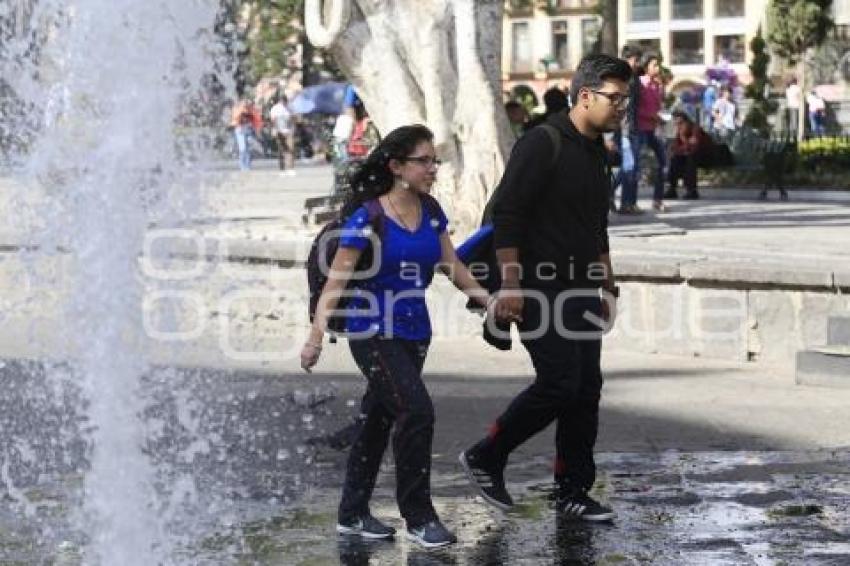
[{"xmin": 492, "ymin": 110, "xmax": 611, "ymax": 290}]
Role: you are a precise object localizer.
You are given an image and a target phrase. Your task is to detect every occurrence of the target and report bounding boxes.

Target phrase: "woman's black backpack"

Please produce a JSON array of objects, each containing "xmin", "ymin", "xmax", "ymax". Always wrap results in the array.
[{"xmin": 306, "ymin": 199, "xmax": 384, "ymax": 335}]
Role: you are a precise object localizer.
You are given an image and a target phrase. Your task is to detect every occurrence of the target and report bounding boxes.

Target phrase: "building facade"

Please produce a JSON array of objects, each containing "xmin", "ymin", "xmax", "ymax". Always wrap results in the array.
[
  {"xmin": 617, "ymin": 0, "xmax": 768, "ymax": 90},
  {"xmin": 501, "ymin": 0, "xmax": 603, "ymax": 105}
]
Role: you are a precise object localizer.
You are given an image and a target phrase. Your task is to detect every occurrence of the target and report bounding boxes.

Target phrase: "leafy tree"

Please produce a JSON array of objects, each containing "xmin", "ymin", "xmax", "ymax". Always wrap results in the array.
[
  {"xmin": 766, "ymin": 0, "xmax": 833, "ymax": 140},
  {"xmin": 215, "ymin": 0, "xmax": 341, "ymax": 96},
  {"xmin": 244, "ymin": 0, "xmax": 304, "ymax": 85},
  {"xmin": 743, "ymin": 28, "xmax": 778, "ymax": 135}
]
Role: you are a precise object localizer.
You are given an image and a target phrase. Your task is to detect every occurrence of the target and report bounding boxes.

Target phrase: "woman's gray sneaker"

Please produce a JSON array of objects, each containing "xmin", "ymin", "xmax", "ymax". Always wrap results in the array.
[
  {"xmin": 336, "ymin": 514, "xmax": 396, "ymax": 539},
  {"xmin": 406, "ymin": 520, "xmax": 457, "ymax": 548}
]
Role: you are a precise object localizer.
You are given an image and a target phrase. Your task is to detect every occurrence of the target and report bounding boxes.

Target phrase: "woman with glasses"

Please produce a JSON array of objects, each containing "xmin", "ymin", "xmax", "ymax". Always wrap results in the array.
[{"xmin": 301, "ymin": 124, "xmax": 493, "ymax": 548}]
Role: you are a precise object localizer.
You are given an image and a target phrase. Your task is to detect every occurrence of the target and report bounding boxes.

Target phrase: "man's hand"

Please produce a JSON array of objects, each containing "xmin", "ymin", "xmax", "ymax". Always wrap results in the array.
[
  {"xmin": 601, "ymin": 298, "xmax": 613, "ymax": 323},
  {"xmin": 494, "ymin": 287, "xmax": 524, "ymax": 324},
  {"xmin": 600, "ymin": 287, "xmax": 618, "ymax": 325}
]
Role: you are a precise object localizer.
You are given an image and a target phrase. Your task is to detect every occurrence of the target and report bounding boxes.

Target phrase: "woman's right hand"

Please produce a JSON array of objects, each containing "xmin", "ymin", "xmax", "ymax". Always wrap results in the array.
[{"xmin": 300, "ymin": 342, "xmax": 322, "ymax": 373}]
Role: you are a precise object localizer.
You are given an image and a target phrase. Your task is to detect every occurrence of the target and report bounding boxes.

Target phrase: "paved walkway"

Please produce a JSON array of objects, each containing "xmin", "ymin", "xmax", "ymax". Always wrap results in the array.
[
  {"xmin": 4, "ymin": 161, "xmax": 850, "ymax": 290},
  {"xmin": 148, "ymin": 163, "xmax": 850, "ymax": 290}
]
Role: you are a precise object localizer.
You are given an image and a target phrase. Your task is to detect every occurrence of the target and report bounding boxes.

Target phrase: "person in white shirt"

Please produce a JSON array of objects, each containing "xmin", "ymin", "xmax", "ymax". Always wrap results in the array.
[
  {"xmin": 270, "ymin": 95, "xmax": 295, "ymax": 175},
  {"xmin": 806, "ymin": 90, "xmax": 826, "ymax": 137},
  {"xmin": 785, "ymin": 78, "xmax": 801, "ymax": 135},
  {"xmin": 711, "ymin": 87, "xmax": 736, "ymax": 136}
]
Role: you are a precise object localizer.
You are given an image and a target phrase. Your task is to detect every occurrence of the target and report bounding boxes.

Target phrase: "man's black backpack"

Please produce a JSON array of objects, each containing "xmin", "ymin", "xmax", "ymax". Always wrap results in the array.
[
  {"xmin": 480, "ymin": 123, "xmax": 562, "ymax": 222},
  {"xmin": 461, "ymin": 123, "xmax": 563, "ymax": 349},
  {"xmin": 305, "ymin": 194, "xmax": 443, "ymax": 336}
]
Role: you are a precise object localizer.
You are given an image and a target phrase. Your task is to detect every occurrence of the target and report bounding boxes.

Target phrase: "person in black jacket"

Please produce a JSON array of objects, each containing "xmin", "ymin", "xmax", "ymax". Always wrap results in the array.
[
  {"xmin": 459, "ymin": 54, "xmax": 631, "ymax": 522},
  {"xmin": 524, "ymin": 87, "xmax": 569, "ymax": 132}
]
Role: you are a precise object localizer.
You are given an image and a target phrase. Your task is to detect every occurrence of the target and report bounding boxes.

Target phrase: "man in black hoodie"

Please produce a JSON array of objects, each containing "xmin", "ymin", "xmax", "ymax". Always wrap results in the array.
[{"xmin": 460, "ymin": 54, "xmax": 631, "ymax": 522}]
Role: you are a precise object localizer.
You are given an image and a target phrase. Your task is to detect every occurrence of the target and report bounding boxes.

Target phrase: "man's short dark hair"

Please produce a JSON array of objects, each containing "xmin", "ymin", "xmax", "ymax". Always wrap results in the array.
[
  {"xmin": 504, "ymin": 101, "xmax": 522, "ymax": 111},
  {"xmin": 543, "ymin": 87, "xmax": 568, "ymax": 113},
  {"xmin": 569, "ymin": 54, "xmax": 633, "ymax": 105},
  {"xmin": 621, "ymin": 44, "xmax": 641, "ymax": 60}
]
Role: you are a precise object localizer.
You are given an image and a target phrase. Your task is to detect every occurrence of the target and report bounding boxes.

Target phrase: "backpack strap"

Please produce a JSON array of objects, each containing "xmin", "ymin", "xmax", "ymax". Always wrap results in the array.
[
  {"xmin": 540, "ymin": 123, "xmax": 562, "ymax": 169},
  {"xmin": 418, "ymin": 193, "xmax": 443, "ymax": 224},
  {"xmin": 362, "ymin": 198, "xmax": 384, "ymax": 237},
  {"xmin": 363, "ymin": 198, "xmax": 383, "ymax": 221},
  {"xmin": 480, "ymin": 124, "xmax": 562, "ymax": 225}
]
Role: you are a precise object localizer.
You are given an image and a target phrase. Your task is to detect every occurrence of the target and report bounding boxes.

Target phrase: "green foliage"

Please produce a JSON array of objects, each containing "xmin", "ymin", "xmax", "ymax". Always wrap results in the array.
[
  {"xmin": 745, "ymin": 31, "xmax": 770, "ymax": 98},
  {"xmin": 766, "ymin": 0, "xmax": 833, "ymax": 64},
  {"xmin": 743, "ymin": 105, "xmax": 771, "ymax": 135},
  {"xmin": 766, "ymin": 0, "xmax": 832, "ymax": 140},
  {"xmin": 510, "ymin": 84, "xmax": 539, "ymax": 114},
  {"xmin": 744, "ymin": 28, "xmax": 778, "ymax": 135},
  {"xmin": 244, "ymin": 0, "xmax": 304, "ymax": 84},
  {"xmin": 215, "ymin": 0, "xmax": 342, "ymax": 93},
  {"xmin": 798, "ymin": 136, "xmax": 850, "ymax": 170}
]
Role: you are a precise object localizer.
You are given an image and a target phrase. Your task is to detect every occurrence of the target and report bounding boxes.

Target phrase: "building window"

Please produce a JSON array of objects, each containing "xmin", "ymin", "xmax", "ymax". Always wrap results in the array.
[
  {"xmin": 672, "ymin": 0, "xmax": 703, "ymax": 20},
  {"xmin": 626, "ymin": 38, "xmax": 661, "ymax": 56},
  {"xmin": 548, "ymin": 0, "xmax": 594, "ymax": 8},
  {"xmin": 714, "ymin": 34, "xmax": 745, "ymax": 64},
  {"xmin": 552, "ymin": 21, "xmax": 570, "ymax": 70},
  {"xmin": 508, "ymin": 0, "xmax": 535, "ymax": 14},
  {"xmin": 581, "ymin": 19, "xmax": 600, "ymax": 56},
  {"xmin": 715, "ymin": 0, "xmax": 745, "ymax": 17},
  {"xmin": 670, "ymin": 31, "xmax": 704, "ymax": 65},
  {"xmin": 630, "ymin": 0, "xmax": 660, "ymax": 22},
  {"xmin": 512, "ymin": 22, "xmax": 533, "ymax": 73}
]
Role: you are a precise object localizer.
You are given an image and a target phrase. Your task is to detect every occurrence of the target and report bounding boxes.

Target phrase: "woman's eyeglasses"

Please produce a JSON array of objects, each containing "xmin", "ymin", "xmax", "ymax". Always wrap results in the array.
[{"xmin": 404, "ymin": 156, "xmax": 443, "ymax": 167}]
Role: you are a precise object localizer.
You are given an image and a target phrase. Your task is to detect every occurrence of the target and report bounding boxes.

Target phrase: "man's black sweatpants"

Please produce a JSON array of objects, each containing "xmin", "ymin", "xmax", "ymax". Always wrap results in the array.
[{"xmin": 472, "ymin": 290, "xmax": 604, "ymax": 491}]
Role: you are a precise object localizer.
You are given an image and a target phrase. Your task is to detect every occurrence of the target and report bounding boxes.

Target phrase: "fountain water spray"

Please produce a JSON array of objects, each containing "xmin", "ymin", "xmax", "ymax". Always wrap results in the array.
[{"xmin": 2, "ymin": 1, "xmax": 223, "ymax": 563}]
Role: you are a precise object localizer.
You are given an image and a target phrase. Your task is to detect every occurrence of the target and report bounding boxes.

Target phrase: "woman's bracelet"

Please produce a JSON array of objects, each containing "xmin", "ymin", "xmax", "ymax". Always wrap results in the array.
[{"xmin": 305, "ymin": 341, "xmax": 323, "ymax": 351}]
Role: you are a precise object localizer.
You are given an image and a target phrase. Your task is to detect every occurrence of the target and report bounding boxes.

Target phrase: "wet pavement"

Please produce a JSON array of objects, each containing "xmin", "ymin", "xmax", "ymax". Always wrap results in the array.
[
  {"xmin": 1, "ymin": 360, "xmax": 848, "ymax": 565},
  {"xmin": 188, "ymin": 451, "xmax": 850, "ymax": 565}
]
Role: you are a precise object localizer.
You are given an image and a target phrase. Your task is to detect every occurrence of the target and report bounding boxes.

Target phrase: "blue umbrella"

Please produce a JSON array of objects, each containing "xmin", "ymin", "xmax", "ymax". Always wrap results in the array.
[{"xmin": 289, "ymin": 82, "xmax": 348, "ymax": 115}]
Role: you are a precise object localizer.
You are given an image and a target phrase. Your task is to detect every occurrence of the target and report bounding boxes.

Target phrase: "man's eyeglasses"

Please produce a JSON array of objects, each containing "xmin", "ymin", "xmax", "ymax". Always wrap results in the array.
[
  {"xmin": 404, "ymin": 156, "xmax": 443, "ymax": 167},
  {"xmin": 591, "ymin": 90, "xmax": 630, "ymax": 109}
]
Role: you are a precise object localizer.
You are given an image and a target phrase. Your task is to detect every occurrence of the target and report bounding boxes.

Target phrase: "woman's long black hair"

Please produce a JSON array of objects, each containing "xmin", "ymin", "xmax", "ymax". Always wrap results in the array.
[{"xmin": 339, "ymin": 124, "xmax": 434, "ymax": 218}]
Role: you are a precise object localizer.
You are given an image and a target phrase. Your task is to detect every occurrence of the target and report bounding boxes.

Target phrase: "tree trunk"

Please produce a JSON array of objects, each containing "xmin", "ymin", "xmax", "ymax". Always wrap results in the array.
[
  {"xmin": 797, "ymin": 58, "xmax": 806, "ymax": 143},
  {"xmin": 300, "ymin": 31, "xmax": 318, "ymax": 87},
  {"xmin": 304, "ymin": 0, "xmax": 514, "ymax": 231},
  {"xmin": 599, "ymin": 0, "xmax": 618, "ymax": 56}
]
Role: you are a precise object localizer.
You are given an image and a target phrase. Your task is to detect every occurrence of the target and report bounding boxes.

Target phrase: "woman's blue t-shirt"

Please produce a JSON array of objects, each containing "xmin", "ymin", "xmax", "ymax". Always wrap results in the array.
[{"xmin": 338, "ymin": 199, "xmax": 448, "ymax": 340}]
